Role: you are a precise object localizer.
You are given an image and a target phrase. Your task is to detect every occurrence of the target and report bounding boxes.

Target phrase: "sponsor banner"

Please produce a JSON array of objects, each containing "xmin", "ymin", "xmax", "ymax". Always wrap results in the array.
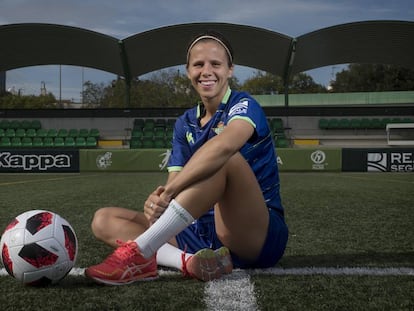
[
  {"xmin": 80, "ymin": 149, "xmax": 171, "ymax": 172},
  {"xmin": 342, "ymin": 148, "xmax": 414, "ymax": 172},
  {"xmin": 276, "ymin": 148, "xmax": 342, "ymax": 171},
  {"xmin": 0, "ymin": 149, "xmax": 79, "ymax": 173}
]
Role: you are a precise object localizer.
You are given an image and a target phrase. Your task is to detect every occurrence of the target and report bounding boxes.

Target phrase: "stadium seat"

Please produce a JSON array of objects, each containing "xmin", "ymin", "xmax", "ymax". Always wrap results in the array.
[
  {"xmin": 380, "ymin": 118, "xmax": 391, "ymax": 129},
  {"xmin": 78, "ymin": 129, "xmax": 89, "ymax": 138},
  {"xmin": 30, "ymin": 120, "xmax": 42, "ymax": 130},
  {"xmin": 58, "ymin": 129, "xmax": 68, "ymax": 138},
  {"xmin": 21, "ymin": 137, "xmax": 32, "ymax": 147},
  {"xmin": 9, "ymin": 120, "xmax": 21, "ymax": 129},
  {"xmin": 88, "ymin": 128, "xmax": 100, "ymax": 138},
  {"xmin": 25, "ymin": 128, "xmax": 37, "ymax": 138},
  {"xmin": 142, "ymin": 138, "xmax": 154, "ymax": 148},
  {"xmin": 129, "ymin": 139, "xmax": 142, "ymax": 149},
  {"xmin": 75, "ymin": 137, "xmax": 86, "ymax": 148},
  {"xmin": 64, "ymin": 137, "xmax": 75, "ymax": 147},
  {"xmin": 338, "ymin": 118, "xmax": 350, "ymax": 129},
  {"xmin": 391, "ymin": 118, "xmax": 402, "ymax": 124},
  {"xmin": 0, "ymin": 120, "xmax": 10, "ymax": 129},
  {"xmin": 350, "ymin": 118, "xmax": 361, "ymax": 129},
  {"xmin": 133, "ymin": 118, "xmax": 145, "ymax": 129},
  {"xmin": 165, "ymin": 129, "xmax": 173, "ymax": 140},
  {"xmin": 270, "ymin": 118, "xmax": 284, "ymax": 132},
  {"xmin": 327, "ymin": 118, "xmax": 339, "ymax": 129},
  {"xmin": 143, "ymin": 119, "xmax": 155, "ymax": 129},
  {"xmin": 68, "ymin": 129, "xmax": 79, "ymax": 137},
  {"xmin": 11, "ymin": 137, "xmax": 22, "ymax": 147},
  {"xmin": 154, "ymin": 138, "xmax": 166, "ymax": 148},
  {"xmin": 131, "ymin": 129, "xmax": 143, "ymax": 139},
  {"xmin": 0, "ymin": 128, "xmax": 4, "ymax": 137},
  {"xmin": 155, "ymin": 119, "xmax": 166, "ymax": 128},
  {"xmin": 36, "ymin": 128, "xmax": 48, "ymax": 137},
  {"xmin": 5, "ymin": 129, "xmax": 15, "ymax": 137},
  {"xmin": 318, "ymin": 118, "xmax": 329, "ymax": 129},
  {"xmin": 54, "ymin": 137, "xmax": 65, "ymax": 147},
  {"xmin": 0, "ymin": 137, "xmax": 11, "ymax": 147},
  {"xmin": 275, "ymin": 137, "xmax": 289, "ymax": 148},
  {"xmin": 32, "ymin": 137, "xmax": 43, "ymax": 148},
  {"xmin": 15, "ymin": 128, "xmax": 26, "ymax": 137},
  {"xmin": 360, "ymin": 118, "xmax": 371, "ymax": 129},
  {"xmin": 401, "ymin": 117, "xmax": 414, "ymax": 123},
  {"xmin": 166, "ymin": 119, "xmax": 176, "ymax": 129},
  {"xmin": 21, "ymin": 120, "xmax": 32, "ymax": 129},
  {"xmin": 142, "ymin": 128, "xmax": 153, "ymax": 139},
  {"xmin": 47, "ymin": 129, "xmax": 58, "ymax": 138},
  {"xmin": 43, "ymin": 137, "xmax": 54, "ymax": 147},
  {"xmin": 153, "ymin": 127, "xmax": 165, "ymax": 138},
  {"xmin": 86, "ymin": 137, "xmax": 97, "ymax": 148},
  {"xmin": 370, "ymin": 118, "xmax": 382, "ymax": 129}
]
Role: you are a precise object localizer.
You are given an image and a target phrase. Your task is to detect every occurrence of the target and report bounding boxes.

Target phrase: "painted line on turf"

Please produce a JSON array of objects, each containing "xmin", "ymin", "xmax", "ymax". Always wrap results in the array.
[
  {"xmin": 2, "ymin": 267, "xmax": 414, "ymax": 277},
  {"xmin": 0, "ymin": 174, "xmax": 101, "ymax": 187},
  {"xmin": 205, "ymin": 270, "xmax": 258, "ymax": 311}
]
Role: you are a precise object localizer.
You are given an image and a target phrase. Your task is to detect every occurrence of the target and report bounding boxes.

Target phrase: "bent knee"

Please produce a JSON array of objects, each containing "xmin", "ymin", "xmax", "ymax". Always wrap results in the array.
[{"xmin": 91, "ymin": 207, "xmax": 113, "ymax": 237}]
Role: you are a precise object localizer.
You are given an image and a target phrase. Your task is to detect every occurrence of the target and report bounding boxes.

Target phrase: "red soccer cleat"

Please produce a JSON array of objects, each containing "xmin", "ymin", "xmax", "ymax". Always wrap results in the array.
[
  {"xmin": 85, "ymin": 240, "xmax": 158, "ymax": 285},
  {"xmin": 182, "ymin": 246, "xmax": 233, "ymax": 281}
]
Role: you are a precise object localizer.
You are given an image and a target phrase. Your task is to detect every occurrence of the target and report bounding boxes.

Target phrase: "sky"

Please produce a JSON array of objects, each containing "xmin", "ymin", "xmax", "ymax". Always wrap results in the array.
[{"xmin": 1, "ymin": 0, "xmax": 413, "ymax": 102}]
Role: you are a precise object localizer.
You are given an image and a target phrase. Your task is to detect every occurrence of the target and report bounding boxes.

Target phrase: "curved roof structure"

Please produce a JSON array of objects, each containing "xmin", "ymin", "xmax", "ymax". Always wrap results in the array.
[
  {"xmin": 0, "ymin": 23, "xmax": 122, "ymax": 75},
  {"xmin": 292, "ymin": 20, "xmax": 414, "ymax": 74},
  {"xmin": 0, "ymin": 20, "xmax": 413, "ymax": 84}
]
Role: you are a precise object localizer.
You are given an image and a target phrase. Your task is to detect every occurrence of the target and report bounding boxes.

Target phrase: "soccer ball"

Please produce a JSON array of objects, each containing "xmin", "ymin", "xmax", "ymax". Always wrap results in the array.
[{"xmin": 0, "ymin": 210, "xmax": 78, "ymax": 286}]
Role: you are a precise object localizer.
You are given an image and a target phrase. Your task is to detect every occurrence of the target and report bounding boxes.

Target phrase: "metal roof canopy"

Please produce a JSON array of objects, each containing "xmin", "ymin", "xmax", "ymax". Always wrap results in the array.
[{"xmin": 0, "ymin": 20, "xmax": 413, "ymax": 85}]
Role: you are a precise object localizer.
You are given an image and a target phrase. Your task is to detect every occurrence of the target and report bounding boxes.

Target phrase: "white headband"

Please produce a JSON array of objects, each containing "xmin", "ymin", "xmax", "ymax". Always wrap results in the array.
[{"xmin": 186, "ymin": 35, "xmax": 233, "ymax": 64}]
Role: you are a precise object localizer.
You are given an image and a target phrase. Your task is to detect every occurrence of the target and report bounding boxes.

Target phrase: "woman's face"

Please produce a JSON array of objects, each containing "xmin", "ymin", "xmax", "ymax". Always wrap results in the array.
[{"xmin": 186, "ymin": 40, "xmax": 234, "ymax": 104}]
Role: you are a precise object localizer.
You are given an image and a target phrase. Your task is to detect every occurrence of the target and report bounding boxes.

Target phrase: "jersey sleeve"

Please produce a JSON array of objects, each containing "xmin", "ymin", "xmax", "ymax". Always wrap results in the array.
[{"xmin": 167, "ymin": 116, "xmax": 191, "ymax": 172}]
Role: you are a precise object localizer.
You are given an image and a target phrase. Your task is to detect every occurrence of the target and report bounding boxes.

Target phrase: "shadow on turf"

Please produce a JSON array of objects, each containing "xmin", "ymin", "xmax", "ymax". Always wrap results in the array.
[{"xmin": 279, "ymin": 251, "xmax": 414, "ymax": 267}]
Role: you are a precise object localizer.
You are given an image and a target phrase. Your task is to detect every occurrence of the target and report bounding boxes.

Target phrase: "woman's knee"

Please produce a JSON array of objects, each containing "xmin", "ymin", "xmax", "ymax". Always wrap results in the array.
[{"xmin": 91, "ymin": 207, "xmax": 113, "ymax": 237}]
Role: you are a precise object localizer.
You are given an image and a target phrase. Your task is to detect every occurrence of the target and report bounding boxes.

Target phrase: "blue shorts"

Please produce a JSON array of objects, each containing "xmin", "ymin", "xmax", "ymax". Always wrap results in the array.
[{"xmin": 176, "ymin": 208, "xmax": 288, "ymax": 269}]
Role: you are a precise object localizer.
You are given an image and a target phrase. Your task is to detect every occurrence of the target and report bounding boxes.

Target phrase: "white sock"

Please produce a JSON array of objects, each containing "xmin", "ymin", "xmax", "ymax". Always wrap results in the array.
[
  {"xmin": 156, "ymin": 243, "xmax": 193, "ymax": 271},
  {"xmin": 135, "ymin": 199, "xmax": 194, "ymax": 259}
]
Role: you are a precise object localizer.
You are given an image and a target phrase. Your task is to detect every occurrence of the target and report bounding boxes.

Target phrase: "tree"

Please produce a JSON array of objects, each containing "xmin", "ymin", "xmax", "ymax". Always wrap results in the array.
[
  {"xmin": 241, "ymin": 71, "xmax": 284, "ymax": 95},
  {"xmin": 288, "ymin": 72, "xmax": 326, "ymax": 94},
  {"xmin": 241, "ymin": 70, "xmax": 325, "ymax": 94},
  {"xmin": 82, "ymin": 81, "xmax": 108, "ymax": 108},
  {"xmin": 330, "ymin": 64, "xmax": 414, "ymax": 92}
]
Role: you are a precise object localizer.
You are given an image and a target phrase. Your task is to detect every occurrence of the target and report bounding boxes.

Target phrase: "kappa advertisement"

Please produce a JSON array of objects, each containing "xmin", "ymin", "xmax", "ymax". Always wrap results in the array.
[{"xmin": 0, "ymin": 149, "xmax": 80, "ymax": 173}]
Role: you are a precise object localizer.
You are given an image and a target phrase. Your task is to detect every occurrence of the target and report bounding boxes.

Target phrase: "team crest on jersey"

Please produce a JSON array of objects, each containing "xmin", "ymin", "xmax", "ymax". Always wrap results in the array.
[
  {"xmin": 229, "ymin": 100, "xmax": 248, "ymax": 117},
  {"xmin": 213, "ymin": 121, "xmax": 226, "ymax": 135},
  {"xmin": 186, "ymin": 131, "xmax": 195, "ymax": 144}
]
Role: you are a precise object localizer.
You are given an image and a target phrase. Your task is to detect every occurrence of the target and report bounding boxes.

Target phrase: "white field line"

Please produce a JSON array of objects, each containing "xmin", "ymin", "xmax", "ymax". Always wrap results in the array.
[
  {"xmin": 2, "ymin": 266, "xmax": 413, "ymax": 277},
  {"xmin": 205, "ymin": 270, "xmax": 258, "ymax": 311}
]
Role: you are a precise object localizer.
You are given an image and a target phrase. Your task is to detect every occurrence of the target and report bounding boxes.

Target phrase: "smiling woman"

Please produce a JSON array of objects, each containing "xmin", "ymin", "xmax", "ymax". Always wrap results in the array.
[{"xmin": 85, "ymin": 30, "xmax": 288, "ymax": 285}]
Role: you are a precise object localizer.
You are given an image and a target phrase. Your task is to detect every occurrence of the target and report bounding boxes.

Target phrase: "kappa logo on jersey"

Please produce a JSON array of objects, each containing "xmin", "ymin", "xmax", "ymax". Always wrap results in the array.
[{"xmin": 229, "ymin": 100, "xmax": 248, "ymax": 117}]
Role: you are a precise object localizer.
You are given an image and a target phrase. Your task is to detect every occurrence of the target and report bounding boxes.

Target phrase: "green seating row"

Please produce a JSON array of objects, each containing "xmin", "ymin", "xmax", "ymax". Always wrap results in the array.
[
  {"xmin": 319, "ymin": 117, "xmax": 414, "ymax": 130},
  {"xmin": 131, "ymin": 127, "xmax": 173, "ymax": 140},
  {"xmin": 0, "ymin": 136, "xmax": 97, "ymax": 148},
  {"xmin": 268, "ymin": 118, "xmax": 284, "ymax": 133},
  {"xmin": 130, "ymin": 137, "xmax": 171, "ymax": 149},
  {"xmin": 133, "ymin": 118, "xmax": 176, "ymax": 130},
  {"xmin": 0, "ymin": 128, "xmax": 100, "ymax": 139},
  {"xmin": 0, "ymin": 119, "xmax": 42, "ymax": 130}
]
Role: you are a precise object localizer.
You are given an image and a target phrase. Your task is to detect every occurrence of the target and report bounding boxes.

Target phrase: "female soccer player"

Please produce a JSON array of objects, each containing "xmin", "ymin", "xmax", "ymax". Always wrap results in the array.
[{"xmin": 85, "ymin": 30, "xmax": 288, "ymax": 285}]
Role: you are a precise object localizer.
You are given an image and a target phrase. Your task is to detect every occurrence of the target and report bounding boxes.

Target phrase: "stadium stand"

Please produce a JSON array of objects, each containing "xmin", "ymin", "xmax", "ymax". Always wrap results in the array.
[
  {"xmin": 129, "ymin": 118, "xmax": 175, "ymax": 149},
  {"xmin": 0, "ymin": 119, "xmax": 100, "ymax": 149}
]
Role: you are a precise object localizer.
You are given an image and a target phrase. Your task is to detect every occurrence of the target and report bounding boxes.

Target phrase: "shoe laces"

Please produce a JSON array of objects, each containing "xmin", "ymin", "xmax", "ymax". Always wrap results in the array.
[{"xmin": 105, "ymin": 240, "xmax": 138, "ymax": 266}]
